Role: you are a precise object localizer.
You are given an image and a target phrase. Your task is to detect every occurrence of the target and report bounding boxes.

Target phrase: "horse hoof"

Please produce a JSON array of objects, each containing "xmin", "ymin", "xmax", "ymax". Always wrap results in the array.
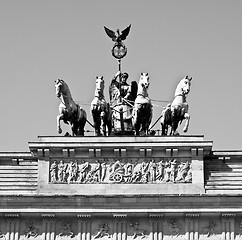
[
  {"xmin": 183, "ymin": 128, "xmax": 188, "ymax": 133},
  {"xmin": 58, "ymin": 128, "xmax": 62, "ymax": 134}
]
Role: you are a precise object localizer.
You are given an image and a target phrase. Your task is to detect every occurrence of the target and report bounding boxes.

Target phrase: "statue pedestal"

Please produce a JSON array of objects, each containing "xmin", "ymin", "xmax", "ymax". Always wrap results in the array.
[{"xmin": 28, "ymin": 135, "xmax": 213, "ymax": 196}]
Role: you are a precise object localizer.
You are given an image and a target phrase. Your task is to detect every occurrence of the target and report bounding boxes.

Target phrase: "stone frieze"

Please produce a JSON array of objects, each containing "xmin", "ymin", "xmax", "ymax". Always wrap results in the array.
[
  {"xmin": 0, "ymin": 216, "xmax": 240, "ymax": 240},
  {"xmin": 49, "ymin": 158, "xmax": 192, "ymax": 184}
]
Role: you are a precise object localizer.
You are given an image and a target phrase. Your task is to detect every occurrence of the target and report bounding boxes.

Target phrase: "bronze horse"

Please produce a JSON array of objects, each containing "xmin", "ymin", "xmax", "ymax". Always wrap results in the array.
[
  {"xmin": 161, "ymin": 76, "xmax": 192, "ymax": 135},
  {"xmin": 55, "ymin": 79, "xmax": 86, "ymax": 136},
  {"xmin": 132, "ymin": 73, "xmax": 153, "ymax": 135},
  {"xmin": 91, "ymin": 76, "xmax": 112, "ymax": 136}
]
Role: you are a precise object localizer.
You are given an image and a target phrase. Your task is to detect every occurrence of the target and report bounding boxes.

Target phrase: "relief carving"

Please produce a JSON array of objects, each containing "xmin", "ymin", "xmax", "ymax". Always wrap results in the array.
[
  {"xmin": 0, "ymin": 231, "xmax": 5, "ymax": 240},
  {"xmin": 50, "ymin": 160, "xmax": 58, "ymax": 183},
  {"xmin": 93, "ymin": 223, "xmax": 111, "ymax": 239},
  {"xmin": 50, "ymin": 158, "xmax": 192, "ymax": 184},
  {"xmin": 130, "ymin": 222, "xmax": 148, "ymax": 239},
  {"xmin": 58, "ymin": 220, "xmax": 74, "ymax": 238},
  {"xmin": 168, "ymin": 219, "xmax": 182, "ymax": 237},
  {"xmin": 203, "ymin": 220, "xmax": 217, "ymax": 237},
  {"xmin": 24, "ymin": 221, "xmax": 38, "ymax": 238},
  {"xmin": 239, "ymin": 221, "xmax": 242, "ymax": 237}
]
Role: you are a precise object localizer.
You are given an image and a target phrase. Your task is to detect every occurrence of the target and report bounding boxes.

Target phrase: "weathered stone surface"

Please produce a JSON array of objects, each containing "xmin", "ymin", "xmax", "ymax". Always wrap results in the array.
[
  {"xmin": 27, "ymin": 136, "xmax": 213, "ymax": 195},
  {"xmin": 1, "ymin": 135, "xmax": 242, "ymax": 240}
]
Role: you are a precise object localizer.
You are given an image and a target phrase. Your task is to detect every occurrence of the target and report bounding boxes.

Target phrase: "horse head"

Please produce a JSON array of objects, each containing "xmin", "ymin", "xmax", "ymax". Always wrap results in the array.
[
  {"xmin": 55, "ymin": 79, "xmax": 64, "ymax": 98},
  {"xmin": 139, "ymin": 72, "xmax": 150, "ymax": 90},
  {"xmin": 176, "ymin": 76, "xmax": 192, "ymax": 96},
  {"xmin": 95, "ymin": 76, "xmax": 105, "ymax": 98}
]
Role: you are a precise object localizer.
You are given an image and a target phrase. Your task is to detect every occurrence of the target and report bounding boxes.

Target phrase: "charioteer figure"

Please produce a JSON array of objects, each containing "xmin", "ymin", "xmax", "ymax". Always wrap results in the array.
[
  {"xmin": 109, "ymin": 70, "xmax": 138, "ymax": 135},
  {"xmin": 109, "ymin": 70, "xmax": 137, "ymax": 106}
]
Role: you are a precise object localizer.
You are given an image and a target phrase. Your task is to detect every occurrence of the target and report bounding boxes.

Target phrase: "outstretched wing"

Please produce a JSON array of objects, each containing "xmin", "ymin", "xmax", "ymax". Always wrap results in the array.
[
  {"xmin": 104, "ymin": 26, "xmax": 117, "ymax": 41},
  {"xmin": 120, "ymin": 24, "xmax": 131, "ymax": 41}
]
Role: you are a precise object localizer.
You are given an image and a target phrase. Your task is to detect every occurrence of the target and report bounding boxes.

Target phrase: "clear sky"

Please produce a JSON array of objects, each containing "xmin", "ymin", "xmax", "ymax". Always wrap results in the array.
[{"xmin": 0, "ymin": 0, "xmax": 241, "ymax": 151}]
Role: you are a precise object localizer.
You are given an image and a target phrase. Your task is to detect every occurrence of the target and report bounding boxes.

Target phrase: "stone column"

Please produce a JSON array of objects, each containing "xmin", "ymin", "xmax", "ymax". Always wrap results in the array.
[
  {"xmin": 221, "ymin": 214, "xmax": 235, "ymax": 240},
  {"xmin": 41, "ymin": 214, "xmax": 56, "ymax": 240},
  {"xmin": 77, "ymin": 215, "xmax": 92, "ymax": 240},
  {"xmin": 4, "ymin": 214, "xmax": 20, "ymax": 240},
  {"xmin": 149, "ymin": 214, "xmax": 163, "ymax": 240},
  {"xmin": 113, "ymin": 214, "xmax": 127, "ymax": 240},
  {"xmin": 185, "ymin": 214, "xmax": 200, "ymax": 240}
]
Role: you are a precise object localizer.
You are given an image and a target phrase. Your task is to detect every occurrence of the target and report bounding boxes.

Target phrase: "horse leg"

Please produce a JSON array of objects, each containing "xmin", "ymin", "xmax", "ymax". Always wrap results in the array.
[
  {"xmin": 100, "ymin": 111, "xmax": 107, "ymax": 136},
  {"xmin": 72, "ymin": 123, "xmax": 78, "ymax": 136},
  {"xmin": 91, "ymin": 107, "xmax": 101, "ymax": 136},
  {"xmin": 78, "ymin": 117, "xmax": 86, "ymax": 136},
  {"xmin": 93, "ymin": 119, "xmax": 101, "ymax": 136},
  {"xmin": 76, "ymin": 108, "xmax": 86, "ymax": 136},
  {"xmin": 161, "ymin": 122, "xmax": 168, "ymax": 136},
  {"xmin": 183, "ymin": 112, "xmax": 190, "ymax": 133},
  {"xmin": 135, "ymin": 122, "xmax": 140, "ymax": 136},
  {"xmin": 57, "ymin": 114, "xmax": 64, "ymax": 134}
]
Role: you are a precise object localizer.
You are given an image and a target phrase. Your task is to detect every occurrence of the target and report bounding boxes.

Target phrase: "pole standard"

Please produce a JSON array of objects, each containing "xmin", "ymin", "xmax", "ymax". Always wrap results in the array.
[
  {"xmin": 118, "ymin": 59, "xmax": 125, "ymax": 134},
  {"xmin": 104, "ymin": 24, "xmax": 131, "ymax": 135}
]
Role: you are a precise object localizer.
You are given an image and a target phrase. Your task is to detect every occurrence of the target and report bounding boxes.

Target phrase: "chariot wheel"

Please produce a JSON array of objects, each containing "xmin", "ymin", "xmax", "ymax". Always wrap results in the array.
[{"xmin": 112, "ymin": 173, "xmax": 123, "ymax": 183}]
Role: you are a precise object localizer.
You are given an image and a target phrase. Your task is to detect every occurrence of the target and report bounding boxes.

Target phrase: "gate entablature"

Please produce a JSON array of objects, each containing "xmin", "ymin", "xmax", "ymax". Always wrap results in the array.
[{"xmin": 28, "ymin": 135, "xmax": 212, "ymax": 196}]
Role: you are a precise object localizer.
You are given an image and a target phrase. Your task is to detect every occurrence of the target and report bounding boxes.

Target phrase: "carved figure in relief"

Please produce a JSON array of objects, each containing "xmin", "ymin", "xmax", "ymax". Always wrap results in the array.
[
  {"xmin": 67, "ymin": 161, "xmax": 78, "ymax": 183},
  {"xmin": 163, "ymin": 159, "xmax": 177, "ymax": 182},
  {"xmin": 93, "ymin": 223, "xmax": 111, "ymax": 239},
  {"xmin": 0, "ymin": 231, "xmax": 5, "ymax": 239},
  {"xmin": 239, "ymin": 222, "xmax": 242, "ymax": 237},
  {"xmin": 85, "ymin": 169, "xmax": 97, "ymax": 183},
  {"xmin": 203, "ymin": 220, "xmax": 216, "ymax": 237},
  {"xmin": 161, "ymin": 76, "xmax": 192, "ymax": 136},
  {"xmin": 185, "ymin": 168, "xmax": 192, "ymax": 182},
  {"xmin": 124, "ymin": 162, "xmax": 133, "ymax": 183},
  {"xmin": 140, "ymin": 161, "xmax": 149, "ymax": 183},
  {"xmin": 58, "ymin": 160, "xmax": 67, "ymax": 182},
  {"xmin": 131, "ymin": 170, "xmax": 142, "ymax": 183},
  {"xmin": 24, "ymin": 221, "xmax": 38, "ymax": 238},
  {"xmin": 156, "ymin": 160, "xmax": 164, "ymax": 181},
  {"xmin": 58, "ymin": 221, "xmax": 74, "ymax": 238},
  {"xmin": 109, "ymin": 160, "xmax": 125, "ymax": 183},
  {"xmin": 55, "ymin": 79, "xmax": 86, "ymax": 136},
  {"xmin": 169, "ymin": 219, "xmax": 182, "ymax": 237},
  {"xmin": 78, "ymin": 160, "xmax": 90, "ymax": 183},
  {"xmin": 175, "ymin": 161, "xmax": 190, "ymax": 182},
  {"xmin": 92, "ymin": 161, "xmax": 102, "ymax": 182},
  {"xmin": 50, "ymin": 161, "xmax": 58, "ymax": 183},
  {"xmin": 130, "ymin": 222, "xmax": 147, "ymax": 239},
  {"xmin": 132, "ymin": 73, "xmax": 153, "ymax": 135},
  {"xmin": 101, "ymin": 160, "xmax": 107, "ymax": 182},
  {"xmin": 148, "ymin": 160, "xmax": 156, "ymax": 182}
]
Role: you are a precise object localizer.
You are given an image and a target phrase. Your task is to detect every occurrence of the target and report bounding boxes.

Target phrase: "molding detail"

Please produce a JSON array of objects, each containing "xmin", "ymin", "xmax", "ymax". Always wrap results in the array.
[
  {"xmin": 4, "ymin": 214, "xmax": 19, "ymax": 218},
  {"xmin": 77, "ymin": 214, "xmax": 92, "ymax": 218},
  {"xmin": 221, "ymin": 214, "xmax": 236, "ymax": 218},
  {"xmin": 149, "ymin": 214, "xmax": 164, "ymax": 218},
  {"xmin": 41, "ymin": 214, "xmax": 55, "ymax": 218},
  {"xmin": 185, "ymin": 214, "xmax": 200, "ymax": 218},
  {"xmin": 113, "ymin": 214, "xmax": 127, "ymax": 218}
]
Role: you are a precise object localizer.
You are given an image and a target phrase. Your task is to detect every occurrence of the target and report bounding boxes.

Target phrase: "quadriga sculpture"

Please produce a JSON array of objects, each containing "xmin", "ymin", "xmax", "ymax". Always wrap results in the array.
[
  {"xmin": 160, "ymin": 76, "xmax": 192, "ymax": 135},
  {"xmin": 55, "ymin": 79, "xmax": 87, "ymax": 136},
  {"xmin": 132, "ymin": 73, "xmax": 153, "ymax": 135},
  {"xmin": 91, "ymin": 76, "xmax": 112, "ymax": 136}
]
